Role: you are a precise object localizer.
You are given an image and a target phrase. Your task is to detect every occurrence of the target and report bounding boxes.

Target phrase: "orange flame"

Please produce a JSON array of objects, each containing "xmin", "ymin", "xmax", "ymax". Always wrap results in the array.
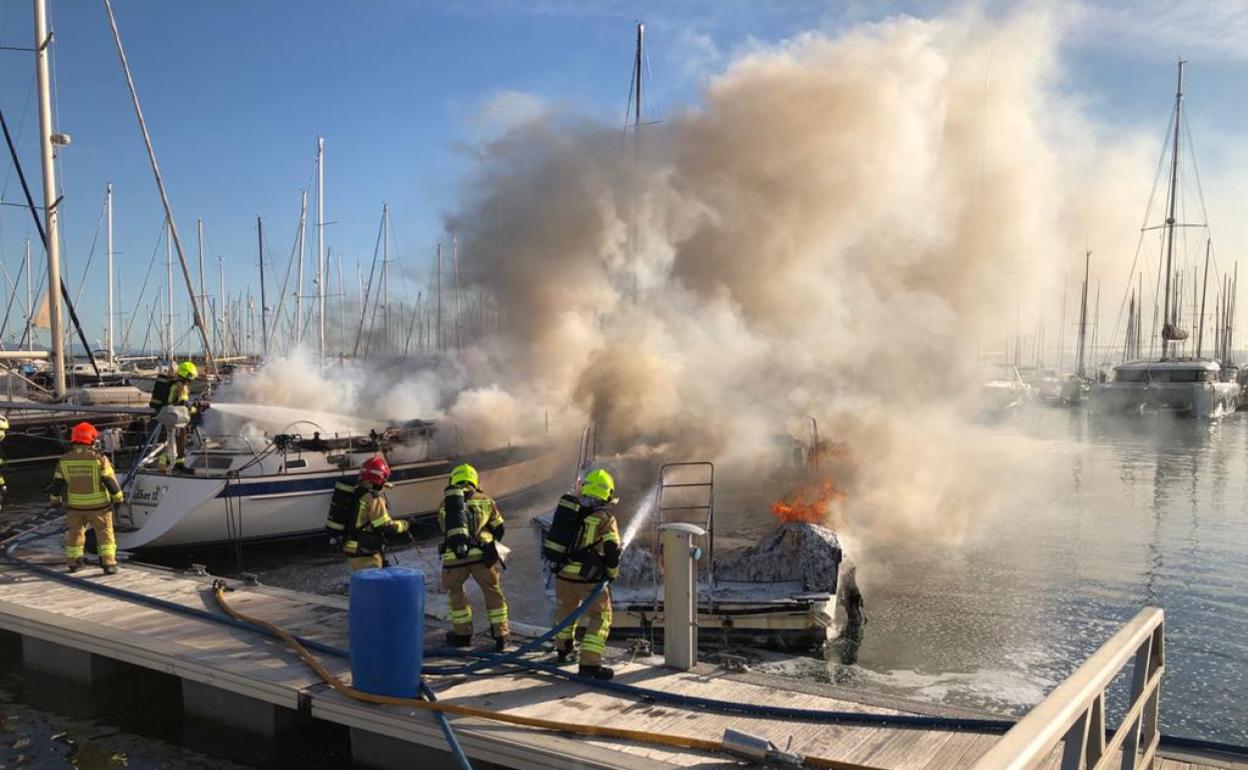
[{"xmin": 770, "ymin": 479, "xmax": 845, "ymax": 525}]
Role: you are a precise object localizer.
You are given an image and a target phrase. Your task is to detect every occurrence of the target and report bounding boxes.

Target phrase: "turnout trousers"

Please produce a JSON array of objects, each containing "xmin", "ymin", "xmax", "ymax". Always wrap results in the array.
[
  {"xmin": 442, "ymin": 562, "xmax": 509, "ymax": 639},
  {"xmin": 554, "ymin": 578, "xmax": 612, "ymax": 666},
  {"xmin": 65, "ymin": 508, "xmax": 116, "ymax": 567},
  {"xmin": 347, "ymin": 554, "xmax": 383, "ymax": 571}
]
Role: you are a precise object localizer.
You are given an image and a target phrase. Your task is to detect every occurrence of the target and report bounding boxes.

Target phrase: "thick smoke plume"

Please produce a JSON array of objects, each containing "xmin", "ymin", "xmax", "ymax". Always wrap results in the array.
[
  {"xmin": 442, "ymin": 10, "xmax": 1153, "ymax": 552},
  {"xmin": 215, "ymin": 10, "xmax": 1164, "ymax": 557}
]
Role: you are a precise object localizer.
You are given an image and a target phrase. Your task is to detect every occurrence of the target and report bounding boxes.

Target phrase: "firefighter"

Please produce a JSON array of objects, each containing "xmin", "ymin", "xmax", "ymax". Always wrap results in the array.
[
  {"xmin": 150, "ymin": 361, "xmax": 205, "ymax": 475},
  {"xmin": 50, "ymin": 422, "xmax": 124, "ymax": 574},
  {"xmin": 552, "ymin": 468, "xmax": 621, "ymax": 680},
  {"xmin": 438, "ymin": 463, "xmax": 510, "ymax": 652},
  {"xmin": 342, "ymin": 456, "xmax": 409, "ymax": 571}
]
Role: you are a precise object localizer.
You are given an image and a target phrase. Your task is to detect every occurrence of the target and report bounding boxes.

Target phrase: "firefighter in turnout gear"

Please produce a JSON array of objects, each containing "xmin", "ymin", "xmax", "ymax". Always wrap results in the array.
[
  {"xmin": 150, "ymin": 361, "xmax": 205, "ymax": 475},
  {"xmin": 438, "ymin": 463, "xmax": 510, "ymax": 651},
  {"xmin": 552, "ymin": 468, "xmax": 621, "ymax": 680},
  {"xmin": 50, "ymin": 423, "xmax": 124, "ymax": 574},
  {"xmin": 342, "ymin": 456, "xmax": 409, "ymax": 571}
]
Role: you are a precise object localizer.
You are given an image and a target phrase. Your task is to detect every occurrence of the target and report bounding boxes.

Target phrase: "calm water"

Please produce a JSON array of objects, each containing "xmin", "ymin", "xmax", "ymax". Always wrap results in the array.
[
  {"xmin": 1, "ymin": 408, "xmax": 1246, "ymax": 766},
  {"xmin": 809, "ymin": 409, "xmax": 1248, "ymax": 744}
]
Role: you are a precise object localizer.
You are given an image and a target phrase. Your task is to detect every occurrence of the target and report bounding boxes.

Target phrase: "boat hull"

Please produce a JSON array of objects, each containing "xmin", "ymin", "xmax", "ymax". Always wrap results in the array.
[
  {"xmin": 1090, "ymin": 381, "xmax": 1241, "ymax": 418},
  {"xmin": 611, "ymin": 592, "xmax": 838, "ymax": 651},
  {"xmin": 116, "ymin": 445, "xmax": 567, "ymax": 550}
]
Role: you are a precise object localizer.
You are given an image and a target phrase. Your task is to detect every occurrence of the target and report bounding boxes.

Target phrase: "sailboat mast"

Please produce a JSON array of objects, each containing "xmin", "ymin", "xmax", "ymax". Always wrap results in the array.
[
  {"xmin": 218, "ymin": 256, "xmax": 225, "ymax": 357},
  {"xmin": 382, "ymin": 203, "xmax": 390, "ymax": 353},
  {"xmin": 1197, "ymin": 239, "xmax": 1211, "ymax": 357},
  {"xmin": 33, "ymin": 0, "xmax": 65, "ymax": 397},
  {"xmin": 165, "ymin": 221, "xmax": 173, "ymax": 364},
  {"xmin": 316, "ymin": 136, "xmax": 326, "ymax": 363},
  {"xmin": 1077, "ymin": 250, "xmax": 1090, "ymax": 378},
  {"xmin": 258, "ymin": 216, "xmax": 269, "ymax": 358},
  {"xmin": 24, "ymin": 239, "xmax": 32, "ymax": 352},
  {"xmin": 1057, "ymin": 276, "xmax": 1067, "ymax": 372},
  {"xmin": 1161, "ymin": 60, "xmax": 1185, "ymax": 360},
  {"xmin": 106, "ymin": 183, "xmax": 114, "ymax": 361},
  {"xmin": 436, "ymin": 242, "xmax": 443, "ymax": 352},
  {"xmin": 196, "ymin": 217, "xmax": 205, "ymax": 334},
  {"xmin": 634, "ymin": 23, "xmax": 643, "ymax": 147}
]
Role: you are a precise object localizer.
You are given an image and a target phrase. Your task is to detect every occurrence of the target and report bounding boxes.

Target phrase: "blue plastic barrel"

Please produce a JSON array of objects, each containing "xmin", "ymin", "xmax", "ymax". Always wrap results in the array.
[{"xmin": 349, "ymin": 567, "xmax": 424, "ymax": 697}]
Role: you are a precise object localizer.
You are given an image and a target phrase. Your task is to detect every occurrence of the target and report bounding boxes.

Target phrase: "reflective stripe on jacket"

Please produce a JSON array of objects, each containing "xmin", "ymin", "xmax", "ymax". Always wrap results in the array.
[
  {"xmin": 50, "ymin": 446, "xmax": 123, "ymax": 510},
  {"xmin": 343, "ymin": 492, "xmax": 407, "ymax": 555},
  {"xmin": 558, "ymin": 507, "xmax": 621, "ymax": 581},
  {"xmin": 438, "ymin": 492, "xmax": 503, "ymax": 565}
]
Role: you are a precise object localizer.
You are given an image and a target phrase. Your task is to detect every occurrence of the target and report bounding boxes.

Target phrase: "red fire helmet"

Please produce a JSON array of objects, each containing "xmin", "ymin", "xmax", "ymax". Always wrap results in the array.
[
  {"xmin": 359, "ymin": 456, "xmax": 391, "ymax": 487},
  {"xmin": 71, "ymin": 422, "xmax": 100, "ymax": 446}
]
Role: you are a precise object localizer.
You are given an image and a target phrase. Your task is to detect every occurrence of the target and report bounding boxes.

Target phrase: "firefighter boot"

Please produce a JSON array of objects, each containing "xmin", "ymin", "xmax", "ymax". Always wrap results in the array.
[
  {"xmin": 494, "ymin": 634, "xmax": 510, "ymax": 653},
  {"xmin": 66, "ymin": 559, "xmax": 84, "ymax": 574},
  {"xmin": 444, "ymin": 631, "xmax": 473, "ymax": 648},
  {"xmin": 102, "ymin": 563, "xmax": 119, "ymax": 575},
  {"xmin": 556, "ymin": 639, "xmax": 576, "ymax": 664},
  {"xmin": 578, "ymin": 664, "xmax": 614, "ymax": 680}
]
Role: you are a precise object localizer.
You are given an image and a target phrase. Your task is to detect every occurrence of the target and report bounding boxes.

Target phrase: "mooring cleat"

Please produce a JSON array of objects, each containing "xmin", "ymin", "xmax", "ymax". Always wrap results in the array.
[
  {"xmin": 578, "ymin": 664, "xmax": 614, "ymax": 681},
  {"xmin": 444, "ymin": 631, "xmax": 473, "ymax": 648}
]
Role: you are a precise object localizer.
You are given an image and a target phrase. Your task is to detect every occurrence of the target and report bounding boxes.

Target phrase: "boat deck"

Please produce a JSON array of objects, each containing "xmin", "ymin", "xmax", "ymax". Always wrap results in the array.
[{"xmin": 0, "ymin": 545, "xmax": 1240, "ymax": 770}]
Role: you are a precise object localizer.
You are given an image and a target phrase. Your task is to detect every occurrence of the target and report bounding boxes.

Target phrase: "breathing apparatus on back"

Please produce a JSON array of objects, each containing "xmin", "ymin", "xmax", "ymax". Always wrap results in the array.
[{"xmin": 542, "ymin": 468, "xmax": 618, "ymax": 570}]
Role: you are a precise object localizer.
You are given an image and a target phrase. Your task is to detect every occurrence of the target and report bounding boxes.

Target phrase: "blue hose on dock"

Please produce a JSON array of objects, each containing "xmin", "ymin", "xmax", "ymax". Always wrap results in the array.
[{"xmin": 421, "ymin": 683, "xmax": 472, "ymax": 770}]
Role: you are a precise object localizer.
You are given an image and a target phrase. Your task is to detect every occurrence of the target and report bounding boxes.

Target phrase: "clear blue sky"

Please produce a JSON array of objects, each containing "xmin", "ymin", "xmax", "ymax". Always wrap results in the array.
[{"xmin": 1, "ymin": 0, "xmax": 1245, "ymax": 350}]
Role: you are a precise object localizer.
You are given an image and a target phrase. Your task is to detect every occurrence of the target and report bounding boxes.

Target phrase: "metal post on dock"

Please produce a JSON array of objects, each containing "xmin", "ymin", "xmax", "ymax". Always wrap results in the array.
[{"xmin": 659, "ymin": 522, "xmax": 704, "ymax": 671}]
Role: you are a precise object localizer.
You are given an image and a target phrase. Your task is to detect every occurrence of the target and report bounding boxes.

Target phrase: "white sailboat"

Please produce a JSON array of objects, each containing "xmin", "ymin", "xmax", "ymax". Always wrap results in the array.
[
  {"xmin": 1091, "ymin": 61, "xmax": 1241, "ymax": 419},
  {"xmin": 116, "ymin": 419, "xmax": 568, "ymax": 550}
]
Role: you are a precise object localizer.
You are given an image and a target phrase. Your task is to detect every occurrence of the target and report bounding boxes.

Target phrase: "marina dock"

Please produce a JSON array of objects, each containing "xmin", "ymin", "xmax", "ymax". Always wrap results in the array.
[{"xmin": 0, "ymin": 544, "xmax": 1241, "ymax": 770}]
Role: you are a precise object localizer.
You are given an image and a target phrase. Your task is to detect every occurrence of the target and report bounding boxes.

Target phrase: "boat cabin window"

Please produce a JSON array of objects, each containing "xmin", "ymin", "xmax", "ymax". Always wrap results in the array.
[
  {"xmin": 284, "ymin": 458, "xmax": 308, "ymax": 470},
  {"xmin": 1166, "ymin": 368, "xmax": 1213, "ymax": 383},
  {"xmin": 1115, "ymin": 367, "xmax": 1215, "ymax": 383},
  {"xmin": 188, "ymin": 454, "xmax": 238, "ymax": 470}
]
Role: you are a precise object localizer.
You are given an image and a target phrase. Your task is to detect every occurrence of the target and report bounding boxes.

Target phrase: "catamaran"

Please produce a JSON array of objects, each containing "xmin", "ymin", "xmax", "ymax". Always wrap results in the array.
[{"xmin": 1090, "ymin": 61, "xmax": 1241, "ymax": 419}]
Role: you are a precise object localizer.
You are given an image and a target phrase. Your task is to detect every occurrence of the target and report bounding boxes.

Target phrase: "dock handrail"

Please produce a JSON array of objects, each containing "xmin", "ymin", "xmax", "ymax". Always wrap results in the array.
[{"xmin": 970, "ymin": 606, "xmax": 1164, "ymax": 770}]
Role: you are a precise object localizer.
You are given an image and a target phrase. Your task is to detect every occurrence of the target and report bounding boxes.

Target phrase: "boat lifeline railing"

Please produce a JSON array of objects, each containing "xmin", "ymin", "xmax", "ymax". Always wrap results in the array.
[{"xmin": 970, "ymin": 607, "xmax": 1164, "ymax": 770}]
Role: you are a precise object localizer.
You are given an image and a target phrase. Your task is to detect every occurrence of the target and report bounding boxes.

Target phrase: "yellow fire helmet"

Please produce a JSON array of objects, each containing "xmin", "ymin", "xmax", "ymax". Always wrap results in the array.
[
  {"xmin": 177, "ymin": 361, "xmax": 199, "ymax": 380},
  {"xmin": 580, "ymin": 468, "xmax": 618, "ymax": 503},
  {"xmin": 450, "ymin": 463, "xmax": 479, "ymax": 488}
]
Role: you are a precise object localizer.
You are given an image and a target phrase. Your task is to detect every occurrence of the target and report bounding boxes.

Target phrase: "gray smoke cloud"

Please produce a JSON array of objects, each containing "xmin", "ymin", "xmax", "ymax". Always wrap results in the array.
[
  {"xmin": 439, "ymin": 9, "xmax": 1167, "ymax": 554},
  {"xmin": 215, "ymin": 9, "xmax": 1186, "ymax": 561}
]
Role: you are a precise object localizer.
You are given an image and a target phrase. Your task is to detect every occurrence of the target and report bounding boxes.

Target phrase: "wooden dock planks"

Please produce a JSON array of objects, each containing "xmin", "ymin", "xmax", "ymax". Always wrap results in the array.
[{"xmin": 0, "ymin": 552, "xmax": 1240, "ymax": 770}]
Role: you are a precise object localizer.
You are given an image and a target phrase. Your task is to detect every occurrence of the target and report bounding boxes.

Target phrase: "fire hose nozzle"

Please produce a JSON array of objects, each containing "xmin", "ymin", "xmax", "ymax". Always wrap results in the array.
[{"xmin": 721, "ymin": 728, "xmax": 804, "ymax": 766}]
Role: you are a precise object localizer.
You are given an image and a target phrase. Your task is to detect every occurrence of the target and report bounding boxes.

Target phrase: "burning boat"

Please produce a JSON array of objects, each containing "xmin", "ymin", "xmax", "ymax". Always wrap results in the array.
[
  {"xmin": 541, "ymin": 462, "xmax": 860, "ymax": 651},
  {"xmin": 115, "ymin": 407, "xmax": 566, "ymax": 551}
]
